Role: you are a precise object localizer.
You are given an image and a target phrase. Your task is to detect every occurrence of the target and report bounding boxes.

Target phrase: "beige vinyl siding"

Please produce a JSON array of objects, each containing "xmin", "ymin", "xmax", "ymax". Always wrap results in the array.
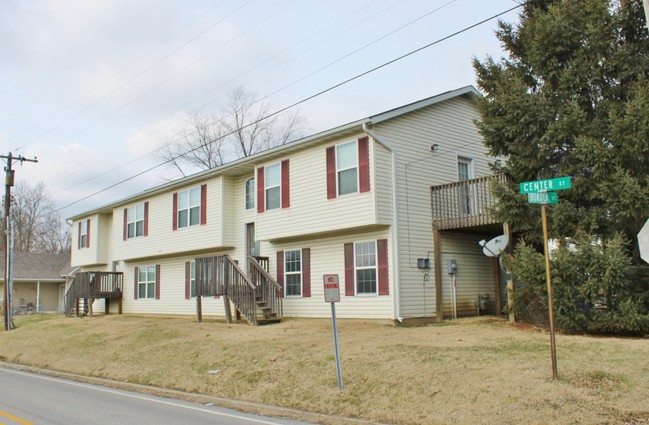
[
  {"xmin": 373, "ymin": 95, "xmax": 492, "ymax": 318},
  {"xmin": 11, "ymin": 281, "xmax": 62, "ymax": 312},
  {"xmin": 119, "ymin": 256, "xmax": 228, "ymax": 317},
  {"xmin": 114, "ymin": 176, "xmax": 227, "ymax": 261},
  {"xmin": 374, "ymin": 142, "xmax": 394, "ymax": 225},
  {"xmin": 256, "ymin": 133, "xmax": 377, "ymax": 242},
  {"xmin": 222, "ymin": 176, "xmax": 236, "ymax": 248},
  {"xmin": 268, "ymin": 229, "xmax": 393, "ymax": 319},
  {"xmin": 71, "ymin": 214, "xmax": 103, "ymax": 267},
  {"xmin": 97, "ymin": 214, "xmax": 112, "ymax": 265},
  {"xmin": 440, "ymin": 232, "xmax": 496, "ymax": 318}
]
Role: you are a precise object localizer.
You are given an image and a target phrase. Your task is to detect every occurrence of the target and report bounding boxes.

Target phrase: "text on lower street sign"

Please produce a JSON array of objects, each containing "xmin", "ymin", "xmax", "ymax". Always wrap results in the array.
[
  {"xmin": 528, "ymin": 192, "xmax": 558, "ymax": 204},
  {"xmin": 520, "ymin": 176, "xmax": 571, "ymax": 194}
]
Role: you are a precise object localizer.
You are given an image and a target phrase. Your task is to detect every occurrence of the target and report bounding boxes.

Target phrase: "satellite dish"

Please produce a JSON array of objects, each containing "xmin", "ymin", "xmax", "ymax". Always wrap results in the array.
[{"xmin": 479, "ymin": 235, "xmax": 509, "ymax": 257}]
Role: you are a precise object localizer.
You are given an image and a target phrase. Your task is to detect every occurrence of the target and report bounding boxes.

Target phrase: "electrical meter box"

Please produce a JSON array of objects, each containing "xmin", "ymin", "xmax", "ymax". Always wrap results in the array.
[{"xmin": 447, "ymin": 259, "xmax": 457, "ymax": 274}]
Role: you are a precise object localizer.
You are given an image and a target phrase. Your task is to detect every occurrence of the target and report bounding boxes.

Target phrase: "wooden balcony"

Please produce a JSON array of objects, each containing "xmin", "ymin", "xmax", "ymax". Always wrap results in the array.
[
  {"xmin": 66, "ymin": 271, "xmax": 123, "ymax": 317},
  {"xmin": 431, "ymin": 174, "xmax": 510, "ymax": 230}
]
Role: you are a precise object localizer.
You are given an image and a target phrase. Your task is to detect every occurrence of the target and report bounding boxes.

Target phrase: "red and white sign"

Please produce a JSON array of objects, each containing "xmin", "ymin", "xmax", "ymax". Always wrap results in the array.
[{"xmin": 323, "ymin": 274, "xmax": 340, "ymax": 303}]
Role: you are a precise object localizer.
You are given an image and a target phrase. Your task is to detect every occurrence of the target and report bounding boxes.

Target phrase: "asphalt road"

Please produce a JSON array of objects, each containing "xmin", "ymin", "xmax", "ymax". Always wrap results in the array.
[{"xmin": 0, "ymin": 366, "xmax": 312, "ymax": 425}]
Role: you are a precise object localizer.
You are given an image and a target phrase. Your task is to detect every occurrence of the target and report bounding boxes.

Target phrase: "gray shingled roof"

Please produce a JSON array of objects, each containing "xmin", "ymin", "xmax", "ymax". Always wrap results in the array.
[{"xmin": 0, "ymin": 252, "xmax": 72, "ymax": 280}]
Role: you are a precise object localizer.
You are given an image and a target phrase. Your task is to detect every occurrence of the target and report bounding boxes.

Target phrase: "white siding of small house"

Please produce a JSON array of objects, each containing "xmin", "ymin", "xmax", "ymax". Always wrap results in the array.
[
  {"xmin": 372, "ymin": 95, "xmax": 493, "ymax": 319},
  {"xmin": 113, "ymin": 176, "xmax": 227, "ymax": 262},
  {"xmin": 440, "ymin": 232, "xmax": 496, "ymax": 318},
  {"xmin": 256, "ymin": 133, "xmax": 378, "ymax": 242},
  {"xmin": 71, "ymin": 214, "xmax": 103, "ymax": 267},
  {"xmin": 268, "ymin": 228, "xmax": 394, "ymax": 319}
]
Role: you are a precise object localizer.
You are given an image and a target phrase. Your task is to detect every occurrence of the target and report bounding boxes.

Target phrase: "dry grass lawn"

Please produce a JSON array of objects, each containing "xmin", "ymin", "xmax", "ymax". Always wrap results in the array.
[{"xmin": 1, "ymin": 314, "xmax": 648, "ymax": 425}]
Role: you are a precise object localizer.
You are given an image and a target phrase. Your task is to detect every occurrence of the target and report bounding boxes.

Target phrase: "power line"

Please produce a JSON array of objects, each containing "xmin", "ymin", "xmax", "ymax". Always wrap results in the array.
[
  {"xmin": 53, "ymin": 2, "xmax": 524, "ymax": 215},
  {"xmin": 45, "ymin": 0, "xmax": 447, "ymax": 190},
  {"xmin": 11, "ymin": 1, "xmax": 228, "ymax": 150}
]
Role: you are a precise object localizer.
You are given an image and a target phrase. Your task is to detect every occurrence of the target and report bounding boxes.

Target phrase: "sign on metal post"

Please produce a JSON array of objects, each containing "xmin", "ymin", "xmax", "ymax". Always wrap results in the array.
[
  {"xmin": 520, "ymin": 176, "xmax": 571, "ymax": 194},
  {"xmin": 521, "ymin": 176, "xmax": 571, "ymax": 380},
  {"xmin": 323, "ymin": 274, "xmax": 343, "ymax": 389}
]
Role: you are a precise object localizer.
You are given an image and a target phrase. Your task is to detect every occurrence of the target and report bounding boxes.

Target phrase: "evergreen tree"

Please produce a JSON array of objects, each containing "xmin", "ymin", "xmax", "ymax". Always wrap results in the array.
[{"xmin": 473, "ymin": 0, "xmax": 649, "ymax": 260}]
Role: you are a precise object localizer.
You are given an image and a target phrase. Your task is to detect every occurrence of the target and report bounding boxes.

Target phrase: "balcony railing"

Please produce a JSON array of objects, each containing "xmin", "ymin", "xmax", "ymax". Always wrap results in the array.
[{"xmin": 431, "ymin": 174, "xmax": 510, "ymax": 230}]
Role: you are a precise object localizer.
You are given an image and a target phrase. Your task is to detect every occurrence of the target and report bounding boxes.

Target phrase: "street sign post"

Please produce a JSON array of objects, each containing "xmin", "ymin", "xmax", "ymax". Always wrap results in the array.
[
  {"xmin": 323, "ymin": 274, "xmax": 343, "ymax": 389},
  {"xmin": 520, "ymin": 176, "xmax": 571, "ymax": 194},
  {"xmin": 521, "ymin": 176, "xmax": 571, "ymax": 380}
]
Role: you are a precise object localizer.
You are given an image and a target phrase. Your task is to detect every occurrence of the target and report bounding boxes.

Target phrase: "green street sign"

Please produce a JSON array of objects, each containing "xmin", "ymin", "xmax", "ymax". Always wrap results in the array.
[
  {"xmin": 520, "ymin": 176, "xmax": 571, "ymax": 194},
  {"xmin": 528, "ymin": 192, "xmax": 558, "ymax": 204}
]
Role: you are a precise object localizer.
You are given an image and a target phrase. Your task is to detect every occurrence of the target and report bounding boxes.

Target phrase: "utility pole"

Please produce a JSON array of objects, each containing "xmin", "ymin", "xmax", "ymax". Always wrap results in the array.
[{"xmin": 3, "ymin": 152, "xmax": 38, "ymax": 331}]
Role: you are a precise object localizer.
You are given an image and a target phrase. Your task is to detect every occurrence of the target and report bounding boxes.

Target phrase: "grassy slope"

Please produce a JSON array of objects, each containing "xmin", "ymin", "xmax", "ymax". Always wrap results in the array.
[{"xmin": 1, "ymin": 315, "xmax": 648, "ymax": 425}]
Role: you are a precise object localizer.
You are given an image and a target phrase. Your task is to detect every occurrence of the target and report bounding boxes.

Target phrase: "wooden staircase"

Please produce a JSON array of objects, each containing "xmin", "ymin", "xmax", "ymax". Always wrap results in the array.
[{"xmin": 195, "ymin": 255, "xmax": 283, "ymax": 326}]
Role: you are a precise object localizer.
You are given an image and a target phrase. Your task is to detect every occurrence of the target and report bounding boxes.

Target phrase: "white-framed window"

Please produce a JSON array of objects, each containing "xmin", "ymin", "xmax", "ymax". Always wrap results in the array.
[
  {"xmin": 79, "ymin": 220, "xmax": 88, "ymax": 248},
  {"xmin": 138, "ymin": 265, "xmax": 156, "ymax": 299},
  {"xmin": 245, "ymin": 178, "xmax": 255, "ymax": 210},
  {"xmin": 336, "ymin": 140, "xmax": 358, "ymax": 196},
  {"xmin": 190, "ymin": 260, "xmax": 197, "ymax": 298},
  {"xmin": 284, "ymin": 250, "xmax": 301, "ymax": 297},
  {"xmin": 355, "ymin": 241, "xmax": 377, "ymax": 295},
  {"xmin": 457, "ymin": 157, "xmax": 474, "ymax": 215},
  {"xmin": 127, "ymin": 204, "xmax": 145, "ymax": 238},
  {"xmin": 265, "ymin": 163, "xmax": 281, "ymax": 210},
  {"xmin": 178, "ymin": 187, "xmax": 201, "ymax": 228}
]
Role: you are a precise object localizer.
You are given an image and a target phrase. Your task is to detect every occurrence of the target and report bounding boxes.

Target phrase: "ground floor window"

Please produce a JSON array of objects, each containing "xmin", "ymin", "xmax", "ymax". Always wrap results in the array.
[
  {"xmin": 355, "ymin": 241, "xmax": 377, "ymax": 294},
  {"xmin": 138, "ymin": 265, "xmax": 156, "ymax": 299},
  {"xmin": 284, "ymin": 250, "xmax": 301, "ymax": 296}
]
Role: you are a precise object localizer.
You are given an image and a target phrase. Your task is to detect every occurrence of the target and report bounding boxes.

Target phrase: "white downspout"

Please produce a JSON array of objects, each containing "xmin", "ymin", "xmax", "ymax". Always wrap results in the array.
[{"xmin": 362, "ymin": 122, "xmax": 403, "ymax": 322}]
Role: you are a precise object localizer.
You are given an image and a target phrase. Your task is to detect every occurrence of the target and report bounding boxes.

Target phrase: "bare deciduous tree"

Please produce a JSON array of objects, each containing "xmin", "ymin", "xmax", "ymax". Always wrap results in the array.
[
  {"xmin": 2, "ymin": 181, "xmax": 70, "ymax": 254},
  {"xmin": 158, "ymin": 87, "xmax": 307, "ymax": 176}
]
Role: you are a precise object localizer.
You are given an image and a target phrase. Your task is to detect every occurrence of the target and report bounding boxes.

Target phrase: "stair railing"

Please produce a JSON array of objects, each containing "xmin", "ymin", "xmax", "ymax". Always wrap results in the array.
[{"xmin": 248, "ymin": 256, "xmax": 283, "ymax": 320}]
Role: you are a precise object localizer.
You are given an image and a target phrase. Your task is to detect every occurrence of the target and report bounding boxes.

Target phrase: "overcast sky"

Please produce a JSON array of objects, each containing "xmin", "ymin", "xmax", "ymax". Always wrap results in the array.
[{"xmin": 0, "ymin": 0, "xmax": 521, "ymax": 219}]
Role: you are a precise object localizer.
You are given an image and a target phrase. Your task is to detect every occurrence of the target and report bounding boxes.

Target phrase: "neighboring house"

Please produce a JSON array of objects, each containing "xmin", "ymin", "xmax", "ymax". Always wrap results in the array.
[
  {"xmin": 68, "ymin": 86, "xmax": 509, "ymax": 324},
  {"xmin": 0, "ymin": 252, "xmax": 74, "ymax": 313}
]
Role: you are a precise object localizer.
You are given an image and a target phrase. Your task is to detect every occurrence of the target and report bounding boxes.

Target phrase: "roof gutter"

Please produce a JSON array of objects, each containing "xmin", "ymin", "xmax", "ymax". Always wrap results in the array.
[{"xmin": 362, "ymin": 121, "xmax": 403, "ymax": 323}]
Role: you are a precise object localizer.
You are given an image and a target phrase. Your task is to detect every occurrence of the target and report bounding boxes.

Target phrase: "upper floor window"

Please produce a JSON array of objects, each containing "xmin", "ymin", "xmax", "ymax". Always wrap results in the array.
[
  {"xmin": 336, "ymin": 141, "xmax": 358, "ymax": 196},
  {"xmin": 245, "ymin": 178, "xmax": 255, "ymax": 210},
  {"xmin": 265, "ymin": 163, "xmax": 281, "ymax": 210},
  {"xmin": 326, "ymin": 137, "xmax": 369, "ymax": 199},
  {"xmin": 173, "ymin": 185, "xmax": 206, "ymax": 230},
  {"xmin": 284, "ymin": 250, "xmax": 302, "ymax": 297},
  {"xmin": 178, "ymin": 187, "xmax": 200, "ymax": 228},
  {"xmin": 127, "ymin": 204, "xmax": 145, "ymax": 238},
  {"xmin": 78, "ymin": 219, "xmax": 89, "ymax": 249}
]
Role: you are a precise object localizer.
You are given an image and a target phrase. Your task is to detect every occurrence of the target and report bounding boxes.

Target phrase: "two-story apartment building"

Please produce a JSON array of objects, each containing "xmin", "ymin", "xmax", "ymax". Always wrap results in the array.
[{"xmin": 69, "ymin": 86, "xmax": 508, "ymax": 324}]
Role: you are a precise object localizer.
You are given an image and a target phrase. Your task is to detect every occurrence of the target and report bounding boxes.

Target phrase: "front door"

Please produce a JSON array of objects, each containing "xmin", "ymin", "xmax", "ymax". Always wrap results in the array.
[{"xmin": 246, "ymin": 223, "xmax": 260, "ymax": 258}]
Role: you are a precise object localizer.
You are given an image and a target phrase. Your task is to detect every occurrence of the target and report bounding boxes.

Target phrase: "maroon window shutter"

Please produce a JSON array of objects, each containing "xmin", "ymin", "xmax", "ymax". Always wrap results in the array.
[
  {"xmin": 358, "ymin": 136, "xmax": 370, "ymax": 193},
  {"xmin": 326, "ymin": 146, "xmax": 336, "ymax": 199},
  {"xmin": 344, "ymin": 243, "xmax": 355, "ymax": 296},
  {"xmin": 281, "ymin": 159, "xmax": 290, "ymax": 208},
  {"xmin": 377, "ymin": 239, "xmax": 389, "ymax": 295},
  {"xmin": 172, "ymin": 193, "xmax": 178, "ymax": 230},
  {"xmin": 200, "ymin": 184, "xmax": 207, "ymax": 225},
  {"xmin": 86, "ymin": 219, "xmax": 90, "ymax": 247},
  {"xmin": 257, "ymin": 167, "xmax": 265, "ymax": 213},
  {"xmin": 185, "ymin": 262, "xmax": 191, "ymax": 300},
  {"xmin": 155, "ymin": 265, "xmax": 161, "ymax": 300},
  {"xmin": 302, "ymin": 248, "xmax": 311, "ymax": 297},
  {"xmin": 276, "ymin": 251, "xmax": 284, "ymax": 297},
  {"xmin": 123, "ymin": 209, "xmax": 128, "ymax": 240},
  {"xmin": 78, "ymin": 222, "xmax": 81, "ymax": 249},
  {"xmin": 134, "ymin": 267, "xmax": 139, "ymax": 300},
  {"xmin": 143, "ymin": 202, "xmax": 149, "ymax": 236}
]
